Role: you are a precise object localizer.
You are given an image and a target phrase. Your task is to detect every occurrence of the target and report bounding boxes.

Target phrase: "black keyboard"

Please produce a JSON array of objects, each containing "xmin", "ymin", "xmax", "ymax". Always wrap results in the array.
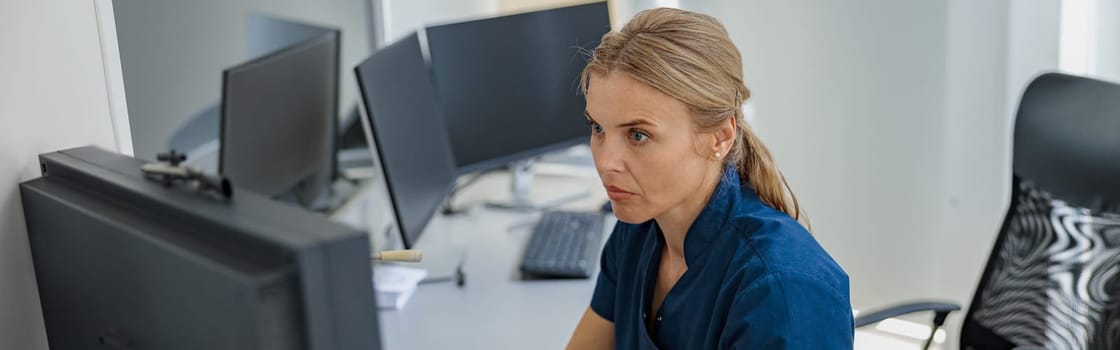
[{"xmin": 520, "ymin": 210, "xmax": 605, "ymax": 278}]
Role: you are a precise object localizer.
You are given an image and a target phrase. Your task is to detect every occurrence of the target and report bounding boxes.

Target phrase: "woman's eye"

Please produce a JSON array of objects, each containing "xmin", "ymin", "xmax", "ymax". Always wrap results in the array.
[
  {"xmin": 630, "ymin": 131, "xmax": 649, "ymax": 143},
  {"xmin": 590, "ymin": 122, "xmax": 604, "ymax": 134}
]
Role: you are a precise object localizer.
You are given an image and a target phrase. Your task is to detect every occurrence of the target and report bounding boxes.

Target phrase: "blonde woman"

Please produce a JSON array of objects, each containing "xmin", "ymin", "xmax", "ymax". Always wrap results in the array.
[{"xmin": 567, "ymin": 8, "xmax": 853, "ymax": 349}]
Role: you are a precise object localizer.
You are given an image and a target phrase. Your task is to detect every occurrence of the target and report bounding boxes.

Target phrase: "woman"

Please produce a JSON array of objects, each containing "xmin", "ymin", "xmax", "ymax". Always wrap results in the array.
[{"xmin": 567, "ymin": 8, "xmax": 853, "ymax": 350}]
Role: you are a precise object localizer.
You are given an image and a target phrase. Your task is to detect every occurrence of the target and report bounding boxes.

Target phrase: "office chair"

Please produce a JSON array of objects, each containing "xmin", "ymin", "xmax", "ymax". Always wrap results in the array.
[{"xmin": 854, "ymin": 73, "xmax": 1120, "ymax": 350}]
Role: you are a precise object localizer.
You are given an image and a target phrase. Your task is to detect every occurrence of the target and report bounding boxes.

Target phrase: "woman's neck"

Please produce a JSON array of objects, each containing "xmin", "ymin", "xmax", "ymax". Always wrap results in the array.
[{"xmin": 655, "ymin": 164, "xmax": 724, "ymax": 260}]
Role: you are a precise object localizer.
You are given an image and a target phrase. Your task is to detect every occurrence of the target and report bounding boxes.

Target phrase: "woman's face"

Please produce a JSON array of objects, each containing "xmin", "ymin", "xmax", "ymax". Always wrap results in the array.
[{"xmin": 585, "ymin": 72, "xmax": 724, "ymax": 224}]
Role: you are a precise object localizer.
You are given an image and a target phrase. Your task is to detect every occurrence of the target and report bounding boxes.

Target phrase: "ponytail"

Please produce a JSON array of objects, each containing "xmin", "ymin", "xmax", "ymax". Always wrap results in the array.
[{"xmin": 730, "ymin": 113, "xmax": 809, "ymax": 229}]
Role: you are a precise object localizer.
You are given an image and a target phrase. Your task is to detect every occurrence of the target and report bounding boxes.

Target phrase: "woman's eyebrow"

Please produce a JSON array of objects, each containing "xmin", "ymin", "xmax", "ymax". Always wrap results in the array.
[
  {"xmin": 616, "ymin": 118, "xmax": 657, "ymax": 128},
  {"xmin": 585, "ymin": 112, "xmax": 658, "ymax": 128}
]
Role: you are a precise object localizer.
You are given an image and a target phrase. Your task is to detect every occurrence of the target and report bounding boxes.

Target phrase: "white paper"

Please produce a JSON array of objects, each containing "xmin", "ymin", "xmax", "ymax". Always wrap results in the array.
[{"xmin": 372, "ymin": 265, "xmax": 427, "ymax": 309}]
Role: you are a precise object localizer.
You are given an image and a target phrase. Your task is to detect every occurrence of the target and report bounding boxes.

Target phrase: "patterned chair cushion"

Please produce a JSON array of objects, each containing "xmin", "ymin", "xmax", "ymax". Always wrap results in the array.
[{"xmin": 971, "ymin": 180, "xmax": 1120, "ymax": 350}]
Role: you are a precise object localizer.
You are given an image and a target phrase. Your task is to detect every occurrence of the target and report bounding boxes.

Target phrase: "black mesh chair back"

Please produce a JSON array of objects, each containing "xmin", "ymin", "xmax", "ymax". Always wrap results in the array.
[{"xmin": 962, "ymin": 73, "xmax": 1120, "ymax": 350}]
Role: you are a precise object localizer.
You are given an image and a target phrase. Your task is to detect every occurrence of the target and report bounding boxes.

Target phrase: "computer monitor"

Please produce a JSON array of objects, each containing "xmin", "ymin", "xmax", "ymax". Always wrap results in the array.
[
  {"xmin": 425, "ymin": 2, "xmax": 610, "ymax": 174},
  {"xmin": 354, "ymin": 33, "xmax": 457, "ymax": 249},
  {"xmin": 220, "ymin": 27, "xmax": 339, "ymax": 208},
  {"xmin": 248, "ymin": 14, "xmax": 346, "ymax": 175},
  {"xmin": 20, "ymin": 146, "xmax": 381, "ymax": 350}
]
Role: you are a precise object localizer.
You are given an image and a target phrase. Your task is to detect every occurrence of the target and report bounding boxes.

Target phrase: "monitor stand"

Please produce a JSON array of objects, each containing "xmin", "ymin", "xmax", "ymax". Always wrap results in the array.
[
  {"xmin": 485, "ymin": 158, "xmax": 589, "ymax": 211},
  {"xmin": 271, "ymin": 176, "xmax": 332, "ymax": 212}
]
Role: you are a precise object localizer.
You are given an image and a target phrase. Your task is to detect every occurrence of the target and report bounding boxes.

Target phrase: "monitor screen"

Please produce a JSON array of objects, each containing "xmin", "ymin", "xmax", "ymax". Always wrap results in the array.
[
  {"xmin": 220, "ymin": 30, "xmax": 339, "ymax": 206},
  {"xmin": 355, "ymin": 33, "xmax": 457, "ymax": 249},
  {"xmin": 425, "ymin": 2, "xmax": 610, "ymax": 173}
]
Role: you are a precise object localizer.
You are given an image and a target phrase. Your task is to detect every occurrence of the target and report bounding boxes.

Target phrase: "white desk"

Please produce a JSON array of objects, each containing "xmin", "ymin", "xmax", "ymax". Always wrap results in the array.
[{"xmin": 334, "ymin": 167, "xmax": 612, "ymax": 349}]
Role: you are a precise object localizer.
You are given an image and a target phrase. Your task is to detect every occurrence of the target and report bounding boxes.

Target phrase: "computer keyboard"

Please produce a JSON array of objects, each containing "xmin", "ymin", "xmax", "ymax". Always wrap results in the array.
[{"xmin": 520, "ymin": 210, "xmax": 605, "ymax": 278}]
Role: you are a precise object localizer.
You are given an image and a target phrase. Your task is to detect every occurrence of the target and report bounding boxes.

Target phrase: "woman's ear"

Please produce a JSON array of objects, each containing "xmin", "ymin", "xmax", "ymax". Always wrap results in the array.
[{"xmin": 713, "ymin": 116, "xmax": 736, "ymax": 157}]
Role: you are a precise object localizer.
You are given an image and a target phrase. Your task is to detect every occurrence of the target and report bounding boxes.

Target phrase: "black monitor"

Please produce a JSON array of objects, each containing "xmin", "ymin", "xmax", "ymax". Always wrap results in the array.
[
  {"xmin": 354, "ymin": 33, "xmax": 457, "ymax": 249},
  {"xmin": 20, "ymin": 146, "xmax": 381, "ymax": 350},
  {"xmin": 248, "ymin": 14, "xmax": 345, "ymax": 176},
  {"xmin": 425, "ymin": 2, "xmax": 610, "ymax": 174},
  {"xmin": 220, "ymin": 27, "xmax": 339, "ymax": 208}
]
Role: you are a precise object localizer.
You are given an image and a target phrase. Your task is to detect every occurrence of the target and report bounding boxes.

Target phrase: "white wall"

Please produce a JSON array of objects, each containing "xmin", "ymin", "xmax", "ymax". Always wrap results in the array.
[
  {"xmin": 1056, "ymin": 0, "xmax": 1120, "ymax": 84},
  {"xmin": 0, "ymin": 1, "xmax": 124, "ymax": 349},
  {"xmin": 1096, "ymin": 0, "xmax": 1120, "ymax": 82},
  {"xmin": 1008, "ymin": 0, "xmax": 1062, "ymax": 113},
  {"xmin": 942, "ymin": 0, "xmax": 1013, "ymax": 299},
  {"xmin": 936, "ymin": 1, "xmax": 1012, "ymax": 344}
]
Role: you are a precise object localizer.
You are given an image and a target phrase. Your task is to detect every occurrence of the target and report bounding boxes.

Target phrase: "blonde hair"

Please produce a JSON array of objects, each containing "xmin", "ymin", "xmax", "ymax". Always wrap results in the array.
[{"xmin": 581, "ymin": 7, "xmax": 808, "ymax": 228}]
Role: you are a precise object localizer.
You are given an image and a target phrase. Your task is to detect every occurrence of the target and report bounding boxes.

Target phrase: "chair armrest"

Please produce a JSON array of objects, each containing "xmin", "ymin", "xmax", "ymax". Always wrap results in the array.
[{"xmin": 854, "ymin": 301, "xmax": 961, "ymax": 328}]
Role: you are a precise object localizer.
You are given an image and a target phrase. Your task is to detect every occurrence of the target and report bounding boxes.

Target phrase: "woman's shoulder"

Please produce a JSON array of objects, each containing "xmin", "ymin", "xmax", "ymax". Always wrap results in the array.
[{"xmin": 725, "ymin": 205, "xmax": 849, "ymax": 295}]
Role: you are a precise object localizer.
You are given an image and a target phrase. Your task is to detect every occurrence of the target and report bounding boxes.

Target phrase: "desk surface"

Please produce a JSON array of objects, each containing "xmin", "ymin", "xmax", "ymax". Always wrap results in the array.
[{"xmin": 341, "ymin": 166, "xmax": 611, "ymax": 350}]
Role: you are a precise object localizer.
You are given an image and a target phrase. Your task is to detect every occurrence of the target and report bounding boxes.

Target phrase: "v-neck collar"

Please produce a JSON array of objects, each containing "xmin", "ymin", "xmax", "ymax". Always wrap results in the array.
[{"xmin": 639, "ymin": 165, "xmax": 744, "ymax": 347}]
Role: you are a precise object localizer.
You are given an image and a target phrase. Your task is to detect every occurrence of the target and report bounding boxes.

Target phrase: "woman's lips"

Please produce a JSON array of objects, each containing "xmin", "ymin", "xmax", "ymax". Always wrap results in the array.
[{"xmin": 605, "ymin": 186, "xmax": 634, "ymax": 201}]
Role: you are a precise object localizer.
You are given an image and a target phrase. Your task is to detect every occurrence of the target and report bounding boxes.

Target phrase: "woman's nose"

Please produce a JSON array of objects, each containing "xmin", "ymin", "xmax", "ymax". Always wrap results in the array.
[{"xmin": 591, "ymin": 136, "xmax": 625, "ymax": 174}]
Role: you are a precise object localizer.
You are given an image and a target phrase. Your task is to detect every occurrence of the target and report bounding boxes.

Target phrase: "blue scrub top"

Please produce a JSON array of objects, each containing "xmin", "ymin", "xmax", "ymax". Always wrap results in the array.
[{"xmin": 590, "ymin": 166, "xmax": 853, "ymax": 349}]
